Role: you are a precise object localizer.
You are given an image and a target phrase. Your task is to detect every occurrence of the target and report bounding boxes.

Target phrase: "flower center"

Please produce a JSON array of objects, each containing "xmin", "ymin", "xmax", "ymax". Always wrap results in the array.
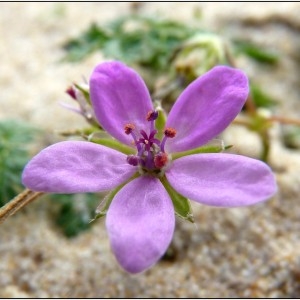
[{"xmin": 124, "ymin": 110, "xmax": 176, "ymax": 175}]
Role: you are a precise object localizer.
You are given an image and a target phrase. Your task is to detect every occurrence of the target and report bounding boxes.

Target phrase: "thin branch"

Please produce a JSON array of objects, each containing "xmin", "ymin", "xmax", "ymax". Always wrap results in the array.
[
  {"xmin": 269, "ymin": 116, "xmax": 300, "ymax": 126},
  {"xmin": 0, "ymin": 189, "xmax": 44, "ymax": 225},
  {"xmin": 244, "ymin": 94, "xmax": 257, "ymax": 116},
  {"xmin": 232, "ymin": 118, "xmax": 251, "ymax": 127}
]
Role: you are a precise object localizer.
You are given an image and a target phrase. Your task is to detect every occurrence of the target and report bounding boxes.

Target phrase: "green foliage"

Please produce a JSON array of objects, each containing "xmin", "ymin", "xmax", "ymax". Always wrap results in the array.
[
  {"xmin": 0, "ymin": 119, "xmax": 36, "ymax": 206},
  {"xmin": 250, "ymin": 84, "xmax": 278, "ymax": 108},
  {"xmin": 234, "ymin": 40, "xmax": 279, "ymax": 64},
  {"xmin": 52, "ymin": 193, "xmax": 100, "ymax": 238},
  {"xmin": 63, "ymin": 15, "xmax": 198, "ymax": 72},
  {"xmin": 64, "ymin": 23, "xmax": 109, "ymax": 62},
  {"xmin": 63, "ymin": 15, "xmax": 281, "ymax": 74},
  {"xmin": 282, "ymin": 126, "xmax": 300, "ymax": 149}
]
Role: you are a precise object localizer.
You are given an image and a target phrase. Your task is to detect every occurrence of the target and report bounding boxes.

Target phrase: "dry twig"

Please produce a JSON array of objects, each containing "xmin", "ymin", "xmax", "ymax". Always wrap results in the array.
[{"xmin": 0, "ymin": 189, "xmax": 44, "ymax": 225}]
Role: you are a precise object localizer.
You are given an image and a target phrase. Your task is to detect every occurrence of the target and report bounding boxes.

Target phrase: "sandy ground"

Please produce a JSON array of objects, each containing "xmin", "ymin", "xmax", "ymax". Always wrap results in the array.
[{"xmin": 1, "ymin": 2, "xmax": 300, "ymax": 298}]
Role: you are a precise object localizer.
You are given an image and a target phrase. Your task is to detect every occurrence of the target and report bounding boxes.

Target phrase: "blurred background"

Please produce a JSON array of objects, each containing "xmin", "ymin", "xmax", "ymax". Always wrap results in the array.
[{"xmin": 1, "ymin": 2, "xmax": 300, "ymax": 297}]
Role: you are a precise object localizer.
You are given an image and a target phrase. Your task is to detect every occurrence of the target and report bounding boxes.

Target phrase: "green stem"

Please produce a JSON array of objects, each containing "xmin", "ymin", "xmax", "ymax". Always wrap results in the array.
[{"xmin": 260, "ymin": 130, "xmax": 270, "ymax": 162}]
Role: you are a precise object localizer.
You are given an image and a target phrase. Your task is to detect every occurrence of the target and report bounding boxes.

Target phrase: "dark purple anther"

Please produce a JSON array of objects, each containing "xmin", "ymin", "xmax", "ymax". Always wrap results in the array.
[
  {"xmin": 146, "ymin": 110, "xmax": 158, "ymax": 133},
  {"xmin": 127, "ymin": 155, "xmax": 139, "ymax": 166},
  {"xmin": 146, "ymin": 110, "xmax": 159, "ymax": 121}
]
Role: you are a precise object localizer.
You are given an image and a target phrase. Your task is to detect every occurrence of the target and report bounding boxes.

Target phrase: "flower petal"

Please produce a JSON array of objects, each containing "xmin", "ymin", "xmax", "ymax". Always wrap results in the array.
[
  {"xmin": 89, "ymin": 61, "xmax": 153, "ymax": 145},
  {"xmin": 106, "ymin": 176, "xmax": 175, "ymax": 274},
  {"xmin": 166, "ymin": 153, "xmax": 277, "ymax": 207},
  {"xmin": 165, "ymin": 66, "xmax": 249, "ymax": 153},
  {"xmin": 22, "ymin": 141, "xmax": 136, "ymax": 193}
]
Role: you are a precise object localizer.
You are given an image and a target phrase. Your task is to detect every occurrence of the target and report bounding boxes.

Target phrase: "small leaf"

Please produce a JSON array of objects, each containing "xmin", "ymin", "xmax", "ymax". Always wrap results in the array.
[
  {"xmin": 0, "ymin": 119, "xmax": 37, "ymax": 206},
  {"xmin": 62, "ymin": 15, "xmax": 197, "ymax": 72},
  {"xmin": 161, "ymin": 176, "xmax": 194, "ymax": 223},
  {"xmin": 52, "ymin": 193, "xmax": 100, "ymax": 237},
  {"xmin": 234, "ymin": 40, "xmax": 279, "ymax": 64},
  {"xmin": 250, "ymin": 84, "xmax": 278, "ymax": 108},
  {"xmin": 282, "ymin": 126, "xmax": 300, "ymax": 149},
  {"xmin": 62, "ymin": 23, "xmax": 109, "ymax": 62}
]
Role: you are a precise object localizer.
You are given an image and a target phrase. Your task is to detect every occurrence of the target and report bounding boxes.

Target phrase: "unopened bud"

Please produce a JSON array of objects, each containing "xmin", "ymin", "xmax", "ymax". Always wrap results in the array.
[{"xmin": 65, "ymin": 86, "xmax": 77, "ymax": 100}]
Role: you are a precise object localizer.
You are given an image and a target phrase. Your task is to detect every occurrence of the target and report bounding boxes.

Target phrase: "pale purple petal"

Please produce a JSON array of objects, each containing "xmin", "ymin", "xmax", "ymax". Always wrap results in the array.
[
  {"xmin": 89, "ymin": 61, "xmax": 153, "ymax": 145},
  {"xmin": 106, "ymin": 176, "xmax": 175, "ymax": 274},
  {"xmin": 166, "ymin": 153, "xmax": 277, "ymax": 207},
  {"xmin": 22, "ymin": 141, "xmax": 136, "ymax": 193},
  {"xmin": 165, "ymin": 66, "xmax": 249, "ymax": 153}
]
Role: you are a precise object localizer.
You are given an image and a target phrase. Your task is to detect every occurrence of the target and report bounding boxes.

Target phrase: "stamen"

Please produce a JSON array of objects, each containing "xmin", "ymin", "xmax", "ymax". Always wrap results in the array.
[
  {"xmin": 146, "ymin": 110, "xmax": 159, "ymax": 121},
  {"xmin": 164, "ymin": 127, "xmax": 177, "ymax": 138},
  {"xmin": 154, "ymin": 152, "xmax": 168, "ymax": 169},
  {"xmin": 146, "ymin": 110, "xmax": 158, "ymax": 134},
  {"xmin": 124, "ymin": 123, "xmax": 141, "ymax": 152},
  {"xmin": 127, "ymin": 155, "xmax": 139, "ymax": 166},
  {"xmin": 160, "ymin": 127, "xmax": 177, "ymax": 152},
  {"xmin": 124, "ymin": 123, "xmax": 135, "ymax": 135}
]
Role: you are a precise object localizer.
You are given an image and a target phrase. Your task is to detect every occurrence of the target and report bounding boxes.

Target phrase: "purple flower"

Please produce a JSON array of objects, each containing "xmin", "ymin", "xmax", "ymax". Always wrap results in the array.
[{"xmin": 22, "ymin": 61, "xmax": 277, "ymax": 274}]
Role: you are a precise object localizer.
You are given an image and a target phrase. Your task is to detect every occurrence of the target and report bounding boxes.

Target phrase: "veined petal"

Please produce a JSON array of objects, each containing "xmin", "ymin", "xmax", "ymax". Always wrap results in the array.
[
  {"xmin": 106, "ymin": 176, "xmax": 175, "ymax": 274},
  {"xmin": 165, "ymin": 66, "xmax": 249, "ymax": 153},
  {"xmin": 22, "ymin": 141, "xmax": 136, "ymax": 193},
  {"xmin": 166, "ymin": 153, "xmax": 277, "ymax": 207},
  {"xmin": 89, "ymin": 61, "xmax": 153, "ymax": 145}
]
